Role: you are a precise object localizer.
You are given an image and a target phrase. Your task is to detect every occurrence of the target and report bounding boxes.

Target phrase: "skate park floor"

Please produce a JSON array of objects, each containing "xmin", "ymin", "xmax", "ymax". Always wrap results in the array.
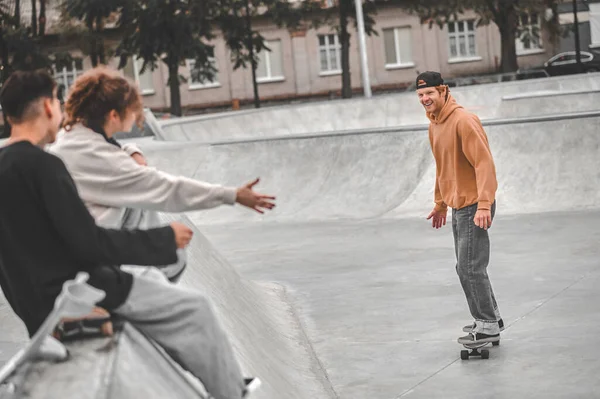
[{"xmin": 197, "ymin": 210, "xmax": 600, "ymax": 399}]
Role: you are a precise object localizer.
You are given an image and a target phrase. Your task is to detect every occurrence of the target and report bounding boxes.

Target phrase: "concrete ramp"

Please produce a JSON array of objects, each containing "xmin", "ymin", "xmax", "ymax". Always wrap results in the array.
[
  {"xmin": 1, "ymin": 324, "xmax": 211, "ymax": 399},
  {"xmin": 138, "ymin": 111, "xmax": 600, "ymax": 226},
  {"xmin": 0, "ymin": 214, "xmax": 335, "ymax": 399},
  {"xmin": 157, "ymin": 73, "xmax": 600, "ymax": 142},
  {"xmin": 161, "ymin": 214, "xmax": 336, "ymax": 399}
]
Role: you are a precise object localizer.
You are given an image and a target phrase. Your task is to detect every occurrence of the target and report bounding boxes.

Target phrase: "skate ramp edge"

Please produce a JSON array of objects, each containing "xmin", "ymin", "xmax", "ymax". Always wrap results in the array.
[
  {"xmin": 0, "ymin": 323, "xmax": 212, "ymax": 399},
  {"xmin": 0, "ymin": 215, "xmax": 335, "ymax": 399},
  {"xmin": 160, "ymin": 213, "xmax": 336, "ymax": 399},
  {"xmin": 156, "ymin": 73, "xmax": 600, "ymax": 142},
  {"xmin": 137, "ymin": 110, "xmax": 600, "ymax": 224}
]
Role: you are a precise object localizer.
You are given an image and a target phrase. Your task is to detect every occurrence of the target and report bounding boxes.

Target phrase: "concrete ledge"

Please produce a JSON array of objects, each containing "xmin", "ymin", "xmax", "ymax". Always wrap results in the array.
[
  {"xmin": 502, "ymin": 88, "xmax": 600, "ymax": 100},
  {"xmin": 0, "ymin": 323, "xmax": 208, "ymax": 399}
]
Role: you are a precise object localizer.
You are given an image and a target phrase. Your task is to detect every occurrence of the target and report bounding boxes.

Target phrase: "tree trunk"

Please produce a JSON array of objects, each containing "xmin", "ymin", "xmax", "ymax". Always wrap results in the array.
[
  {"xmin": 572, "ymin": 0, "xmax": 583, "ymax": 73},
  {"xmin": 245, "ymin": 0, "xmax": 260, "ymax": 108},
  {"xmin": 39, "ymin": 0, "xmax": 46, "ymax": 36},
  {"xmin": 14, "ymin": 0, "xmax": 21, "ymax": 27},
  {"xmin": 339, "ymin": 0, "xmax": 352, "ymax": 98},
  {"xmin": 496, "ymin": 5, "xmax": 519, "ymax": 73},
  {"xmin": 168, "ymin": 59, "xmax": 182, "ymax": 116},
  {"xmin": 96, "ymin": 16, "xmax": 106, "ymax": 65},
  {"xmin": 31, "ymin": 0, "xmax": 37, "ymax": 37},
  {"xmin": 87, "ymin": 18, "xmax": 98, "ymax": 67}
]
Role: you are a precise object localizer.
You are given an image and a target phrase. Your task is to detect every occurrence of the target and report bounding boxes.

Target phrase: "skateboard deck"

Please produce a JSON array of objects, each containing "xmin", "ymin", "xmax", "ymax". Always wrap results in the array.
[{"xmin": 460, "ymin": 340, "xmax": 500, "ymax": 360}]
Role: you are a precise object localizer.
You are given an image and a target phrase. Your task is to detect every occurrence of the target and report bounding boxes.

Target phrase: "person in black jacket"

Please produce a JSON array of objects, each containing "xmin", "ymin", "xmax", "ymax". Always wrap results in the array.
[{"xmin": 0, "ymin": 69, "xmax": 246, "ymax": 399}]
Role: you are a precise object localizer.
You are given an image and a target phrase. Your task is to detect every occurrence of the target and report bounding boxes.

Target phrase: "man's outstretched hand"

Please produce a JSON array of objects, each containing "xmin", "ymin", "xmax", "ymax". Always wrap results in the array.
[
  {"xmin": 236, "ymin": 178, "xmax": 276, "ymax": 214},
  {"xmin": 427, "ymin": 208, "xmax": 447, "ymax": 229}
]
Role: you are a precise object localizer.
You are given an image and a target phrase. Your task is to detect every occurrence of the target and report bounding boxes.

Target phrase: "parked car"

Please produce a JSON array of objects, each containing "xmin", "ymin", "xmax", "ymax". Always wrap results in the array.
[{"xmin": 542, "ymin": 50, "xmax": 600, "ymax": 76}]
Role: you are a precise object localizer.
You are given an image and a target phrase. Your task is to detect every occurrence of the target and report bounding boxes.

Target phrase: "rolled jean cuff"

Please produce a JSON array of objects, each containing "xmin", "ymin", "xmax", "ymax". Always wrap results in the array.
[{"xmin": 474, "ymin": 319, "xmax": 500, "ymax": 335}]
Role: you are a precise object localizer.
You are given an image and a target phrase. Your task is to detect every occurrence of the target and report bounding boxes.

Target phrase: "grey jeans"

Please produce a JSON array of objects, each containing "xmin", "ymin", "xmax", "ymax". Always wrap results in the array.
[
  {"xmin": 452, "ymin": 201, "xmax": 502, "ymax": 335},
  {"xmin": 115, "ymin": 267, "xmax": 245, "ymax": 399}
]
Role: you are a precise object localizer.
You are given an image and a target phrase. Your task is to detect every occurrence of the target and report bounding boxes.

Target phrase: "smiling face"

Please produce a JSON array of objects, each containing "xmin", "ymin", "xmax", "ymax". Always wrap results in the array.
[{"xmin": 416, "ymin": 86, "xmax": 446, "ymax": 116}]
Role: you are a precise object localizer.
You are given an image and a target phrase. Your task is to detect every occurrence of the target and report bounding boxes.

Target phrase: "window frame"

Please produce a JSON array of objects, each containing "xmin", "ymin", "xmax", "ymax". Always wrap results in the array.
[
  {"xmin": 382, "ymin": 26, "xmax": 415, "ymax": 70},
  {"xmin": 447, "ymin": 20, "xmax": 480, "ymax": 63},
  {"xmin": 318, "ymin": 33, "xmax": 342, "ymax": 76},
  {"xmin": 186, "ymin": 58, "xmax": 221, "ymax": 90},
  {"xmin": 256, "ymin": 39, "xmax": 285, "ymax": 84}
]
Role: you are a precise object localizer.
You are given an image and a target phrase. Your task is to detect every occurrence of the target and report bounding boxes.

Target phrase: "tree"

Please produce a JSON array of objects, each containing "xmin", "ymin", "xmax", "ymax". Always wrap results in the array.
[
  {"xmin": 302, "ymin": 0, "xmax": 377, "ymax": 99},
  {"xmin": 0, "ymin": 0, "xmax": 72, "ymax": 137},
  {"xmin": 60, "ymin": 0, "xmax": 125, "ymax": 67},
  {"xmin": 216, "ymin": 0, "xmax": 306, "ymax": 108},
  {"xmin": 116, "ymin": 0, "xmax": 219, "ymax": 117},
  {"xmin": 401, "ymin": 0, "xmax": 560, "ymax": 73}
]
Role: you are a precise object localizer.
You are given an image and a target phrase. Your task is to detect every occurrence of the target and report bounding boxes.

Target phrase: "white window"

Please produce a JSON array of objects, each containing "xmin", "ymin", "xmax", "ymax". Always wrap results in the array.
[
  {"xmin": 590, "ymin": 3, "xmax": 600, "ymax": 47},
  {"xmin": 256, "ymin": 40, "xmax": 284, "ymax": 83},
  {"xmin": 186, "ymin": 58, "xmax": 220, "ymax": 90},
  {"xmin": 123, "ymin": 57, "xmax": 155, "ymax": 95},
  {"xmin": 383, "ymin": 27, "xmax": 413, "ymax": 68},
  {"xmin": 318, "ymin": 34, "xmax": 341, "ymax": 74},
  {"xmin": 52, "ymin": 59, "xmax": 84, "ymax": 98},
  {"xmin": 448, "ymin": 20, "xmax": 477, "ymax": 59},
  {"xmin": 516, "ymin": 13, "xmax": 543, "ymax": 54}
]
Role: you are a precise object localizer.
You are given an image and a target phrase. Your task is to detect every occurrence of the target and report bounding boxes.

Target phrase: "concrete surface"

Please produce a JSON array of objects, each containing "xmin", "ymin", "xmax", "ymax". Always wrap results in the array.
[
  {"xmin": 140, "ymin": 109, "xmax": 600, "ymax": 398},
  {"xmin": 157, "ymin": 73, "xmax": 600, "ymax": 142},
  {"xmin": 137, "ymin": 111, "xmax": 600, "ymax": 225},
  {"xmin": 0, "ymin": 214, "xmax": 336, "ymax": 399},
  {"xmin": 0, "ymin": 323, "xmax": 212, "ymax": 399},
  {"xmin": 1, "ymin": 80, "xmax": 600, "ymax": 398},
  {"xmin": 197, "ymin": 211, "xmax": 600, "ymax": 399}
]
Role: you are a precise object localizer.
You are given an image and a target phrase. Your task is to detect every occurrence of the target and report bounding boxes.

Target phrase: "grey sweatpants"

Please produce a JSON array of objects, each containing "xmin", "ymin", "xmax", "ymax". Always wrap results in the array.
[
  {"xmin": 114, "ymin": 266, "xmax": 245, "ymax": 399},
  {"xmin": 121, "ymin": 208, "xmax": 187, "ymax": 282},
  {"xmin": 452, "ymin": 201, "xmax": 502, "ymax": 335}
]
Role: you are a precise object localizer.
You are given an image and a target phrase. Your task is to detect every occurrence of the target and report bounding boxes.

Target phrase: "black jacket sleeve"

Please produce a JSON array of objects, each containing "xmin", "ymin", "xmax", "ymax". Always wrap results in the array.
[{"xmin": 38, "ymin": 154, "xmax": 178, "ymax": 267}]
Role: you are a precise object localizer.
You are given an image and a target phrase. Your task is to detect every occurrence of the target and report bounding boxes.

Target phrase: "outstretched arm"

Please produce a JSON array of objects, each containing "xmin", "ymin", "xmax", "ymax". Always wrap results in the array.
[{"xmin": 38, "ymin": 155, "xmax": 179, "ymax": 268}]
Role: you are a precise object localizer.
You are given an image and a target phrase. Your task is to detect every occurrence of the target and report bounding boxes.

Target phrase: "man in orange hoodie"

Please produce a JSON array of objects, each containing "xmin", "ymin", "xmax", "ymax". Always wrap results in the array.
[{"xmin": 417, "ymin": 71, "xmax": 504, "ymax": 345}]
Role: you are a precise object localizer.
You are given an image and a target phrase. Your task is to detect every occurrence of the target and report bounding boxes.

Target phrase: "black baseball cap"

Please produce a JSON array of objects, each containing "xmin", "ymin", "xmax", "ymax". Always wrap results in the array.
[{"xmin": 416, "ymin": 71, "xmax": 444, "ymax": 89}]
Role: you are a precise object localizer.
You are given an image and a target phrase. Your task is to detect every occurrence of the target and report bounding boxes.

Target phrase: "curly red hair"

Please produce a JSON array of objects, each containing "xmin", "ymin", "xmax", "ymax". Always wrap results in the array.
[{"xmin": 63, "ymin": 66, "xmax": 143, "ymax": 131}]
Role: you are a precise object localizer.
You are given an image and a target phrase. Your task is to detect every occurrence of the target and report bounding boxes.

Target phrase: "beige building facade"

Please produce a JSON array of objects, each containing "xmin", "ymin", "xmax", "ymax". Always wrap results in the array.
[{"xmin": 9, "ymin": 2, "xmax": 559, "ymax": 113}]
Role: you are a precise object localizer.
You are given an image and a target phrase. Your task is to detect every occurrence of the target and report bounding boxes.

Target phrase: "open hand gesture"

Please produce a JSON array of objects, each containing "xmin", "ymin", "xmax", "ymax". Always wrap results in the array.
[
  {"xmin": 427, "ymin": 208, "xmax": 447, "ymax": 229},
  {"xmin": 236, "ymin": 178, "xmax": 276, "ymax": 214}
]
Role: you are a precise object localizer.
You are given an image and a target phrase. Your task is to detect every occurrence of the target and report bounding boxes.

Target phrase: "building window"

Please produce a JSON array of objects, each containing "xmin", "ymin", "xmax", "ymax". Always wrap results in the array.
[
  {"xmin": 448, "ymin": 20, "xmax": 477, "ymax": 59},
  {"xmin": 186, "ymin": 58, "xmax": 220, "ymax": 90},
  {"xmin": 52, "ymin": 59, "xmax": 84, "ymax": 97},
  {"xmin": 256, "ymin": 40, "xmax": 284, "ymax": 82},
  {"xmin": 516, "ymin": 12, "xmax": 543, "ymax": 54},
  {"xmin": 318, "ymin": 34, "xmax": 341, "ymax": 74},
  {"xmin": 123, "ymin": 57, "xmax": 155, "ymax": 95},
  {"xmin": 383, "ymin": 27, "xmax": 413, "ymax": 68},
  {"xmin": 590, "ymin": 3, "xmax": 600, "ymax": 47}
]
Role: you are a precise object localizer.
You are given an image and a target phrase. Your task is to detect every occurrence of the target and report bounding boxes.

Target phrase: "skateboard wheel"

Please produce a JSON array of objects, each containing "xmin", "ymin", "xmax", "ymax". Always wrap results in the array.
[
  {"xmin": 481, "ymin": 349, "xmax": 490, "ymax": 359},
  {"xmin": 492, "ymin": 341, "xmax": 500, "ymax": 347},
  {"xmin": 460, "ymin": 350, "xmax": 469, "ymax": 360}
]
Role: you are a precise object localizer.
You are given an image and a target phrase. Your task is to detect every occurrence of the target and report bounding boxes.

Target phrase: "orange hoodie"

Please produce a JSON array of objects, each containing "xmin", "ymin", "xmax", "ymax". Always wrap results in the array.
[{"xmin": 427, "ymin": 92, "xmax": 497, "ymax": 213}]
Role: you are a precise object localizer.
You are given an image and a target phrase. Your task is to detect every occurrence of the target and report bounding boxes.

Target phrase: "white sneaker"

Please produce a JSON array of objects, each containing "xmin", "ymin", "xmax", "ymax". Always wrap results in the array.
[{"xmin": 243, "ymin": 377, "xmax": 261, "ymax": 398}]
